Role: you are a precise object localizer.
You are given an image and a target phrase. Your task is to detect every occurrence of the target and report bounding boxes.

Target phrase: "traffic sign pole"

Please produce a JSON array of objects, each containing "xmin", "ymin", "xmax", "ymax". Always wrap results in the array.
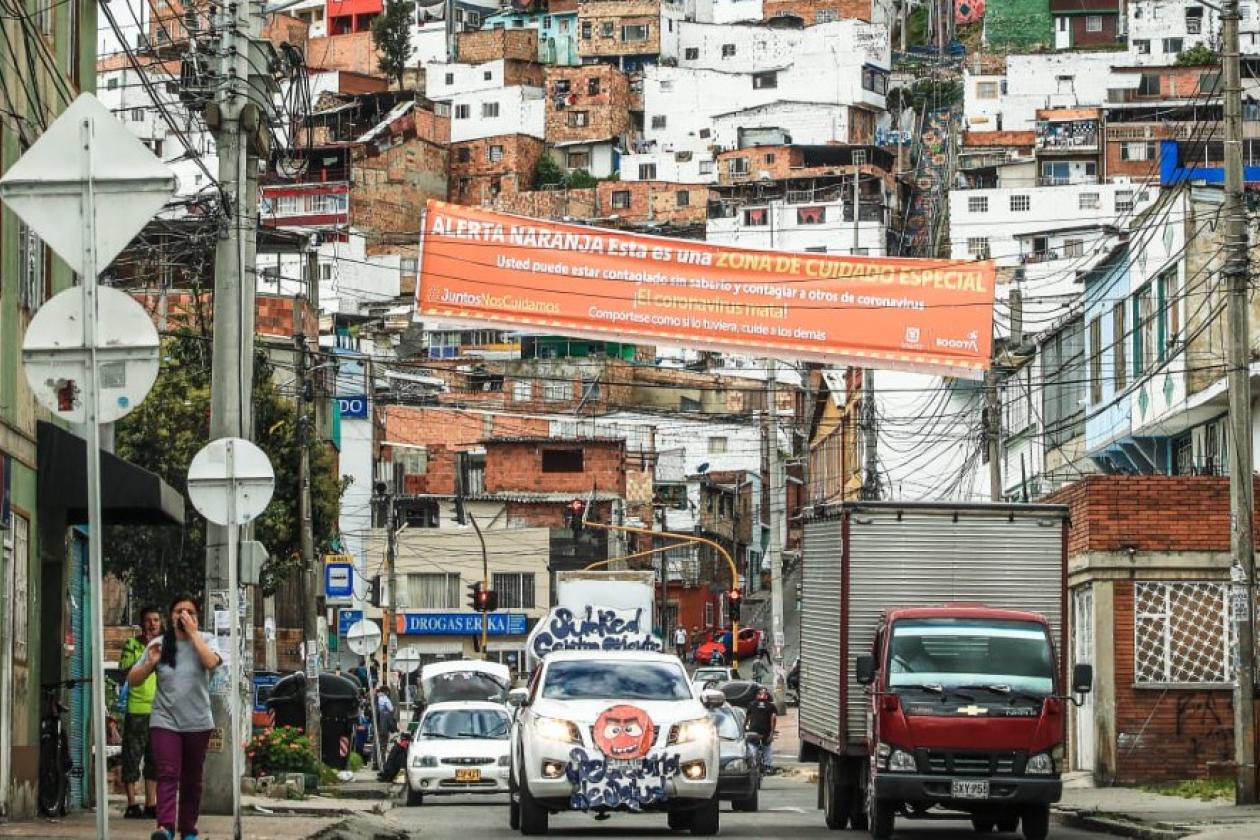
[
  {"xmin": 79, "ymin": 112, "xmax": 110, "ymax": 840},
  {"xmin": 186, "ymin": 437, "xmax": 275, "ymax": 840},
  {"xmin": 226, "ymin": 442, "xmax": 243, "ymax": 840}
]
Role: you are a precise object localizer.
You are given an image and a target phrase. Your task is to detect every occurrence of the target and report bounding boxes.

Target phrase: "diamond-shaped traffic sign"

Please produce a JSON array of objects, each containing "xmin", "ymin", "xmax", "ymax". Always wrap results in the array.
[{"xmin": 0, "ymin": 93, "xmax": 175, "ymax": 276}]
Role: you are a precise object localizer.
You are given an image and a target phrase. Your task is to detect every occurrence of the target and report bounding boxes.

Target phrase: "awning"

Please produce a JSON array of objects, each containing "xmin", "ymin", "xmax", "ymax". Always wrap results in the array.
[{"xmin": 37, "ymin": 421, "xmax": 185, "ymax": 525}]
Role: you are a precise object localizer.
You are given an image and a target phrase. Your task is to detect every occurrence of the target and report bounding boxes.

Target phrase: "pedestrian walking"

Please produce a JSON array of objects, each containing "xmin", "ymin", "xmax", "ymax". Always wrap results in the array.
[
  {"xmin": 127, "ymin": 595, "xmax": 222, "ymax": 840},
  {"xmin": 118, "ymin": 605, "xmax": 163, "ymax": 819},
  {"xmin": 745, "ymin": 687, "xmax": 777, "ymax": 774},
  {"xmin": 674, "ymin": 625, "xmax": 688, "ymax": 660}
]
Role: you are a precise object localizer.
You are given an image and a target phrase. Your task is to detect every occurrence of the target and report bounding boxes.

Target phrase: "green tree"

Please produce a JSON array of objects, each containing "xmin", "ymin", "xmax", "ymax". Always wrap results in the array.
[
  {"xmin": 372, "ymin": 1, "xmax": 415, "ymax": 88},
  {"xmin": 107, "ymin": 333, "xmax": 343, "ymax": 607},
  {"xmin": 1176, "ymin": 45, "xmax": 1219, "ymax": 66},
  {"xmin": 536, "ymin": 154, "xmax": 566, "ymax": 188}
]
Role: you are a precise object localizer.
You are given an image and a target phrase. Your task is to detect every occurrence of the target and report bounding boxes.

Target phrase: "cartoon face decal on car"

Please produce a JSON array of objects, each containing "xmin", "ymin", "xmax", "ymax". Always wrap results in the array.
[{"xmin": 592, "ymin": 704, "xmax": 655, "ymax": 760}]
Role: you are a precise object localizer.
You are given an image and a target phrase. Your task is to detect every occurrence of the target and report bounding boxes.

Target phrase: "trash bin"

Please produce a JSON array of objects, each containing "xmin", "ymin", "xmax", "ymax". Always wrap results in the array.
[{"xmin": 263, "ymin": 672, "xmax": 364, "ymax": 769}]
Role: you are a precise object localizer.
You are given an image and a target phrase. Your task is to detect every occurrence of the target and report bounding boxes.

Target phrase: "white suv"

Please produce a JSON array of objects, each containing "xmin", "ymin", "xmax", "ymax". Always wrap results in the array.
[{"xmin": 508, "ymin": 650, "xmax": 725, "ymax": 835}]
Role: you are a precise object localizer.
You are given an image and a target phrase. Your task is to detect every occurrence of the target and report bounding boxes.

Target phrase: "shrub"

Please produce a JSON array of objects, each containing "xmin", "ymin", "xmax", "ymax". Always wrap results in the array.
[{"xmin": 247, "ymin": 726, "xmax": 319, "ymax": 778}]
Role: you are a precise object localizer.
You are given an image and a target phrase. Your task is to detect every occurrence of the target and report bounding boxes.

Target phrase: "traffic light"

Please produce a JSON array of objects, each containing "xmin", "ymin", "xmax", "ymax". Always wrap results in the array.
[
  {"xmin": 566, "ymin": 498, "xmax": 587, "ymax": 532},
  {"xmin": 727, "ymin": 589, "xmax": 742, "ymax": 622},
  {"xmin": 467, "ymin": 581, "xmax": 498, "ymax": 612}
]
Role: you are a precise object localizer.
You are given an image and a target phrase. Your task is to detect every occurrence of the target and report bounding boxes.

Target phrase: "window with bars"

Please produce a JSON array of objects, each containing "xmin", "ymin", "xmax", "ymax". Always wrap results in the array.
[
  {"xmin": 404, "ymin": 573, "xmax": 460, "ymax": 609},
  {"xmin": 1134, "ymin": 582, "xmax": 1232, "ymax": 685},
  {"xmin": 1010, "ymin": 194, "xmax": 1030, "ymax": 212},
  {"xmin": 968, "ymin": 196, "xmax": 989, "ymax": 213},
  {"xmin": 492, "ymin": 573, "xmax": 536, "ymax": 609},
  {"xmin": 1042, "ymin": 317, "xmax": 1084, "ymax": 447}
]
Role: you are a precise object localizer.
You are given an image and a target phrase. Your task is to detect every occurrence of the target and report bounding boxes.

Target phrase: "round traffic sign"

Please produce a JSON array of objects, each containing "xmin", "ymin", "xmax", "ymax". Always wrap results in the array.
[
  {"xmin": 22, "ymin": 286, "xmax": 160, "ymax": 424},
  {"xmin": 187, "ymin": 437, "xmax": 275, "ymax": 526},
  {"xmin": 394, "ymin": 646, "xmax": 422, "ymax": 674},
  {"xmin": 346, "ymin": 620, "xmax": 382, "ymax": 656}
]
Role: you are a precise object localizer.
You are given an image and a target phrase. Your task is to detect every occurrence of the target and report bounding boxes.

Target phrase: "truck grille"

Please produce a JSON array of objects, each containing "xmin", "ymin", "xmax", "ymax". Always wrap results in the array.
[
  {"xmin": 923, "ymin": 750, "xmax": 1017, "ymax": 775},
  {"xmin": 440, "ymin": 757, "xmax": 495, "ymax": 766}
]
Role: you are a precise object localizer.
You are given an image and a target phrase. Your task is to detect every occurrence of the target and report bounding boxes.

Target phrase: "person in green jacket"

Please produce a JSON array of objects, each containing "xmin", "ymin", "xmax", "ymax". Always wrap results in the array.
[{"xmin": 119, "ymin": 605, "xmax": 163, "ymax": 819}]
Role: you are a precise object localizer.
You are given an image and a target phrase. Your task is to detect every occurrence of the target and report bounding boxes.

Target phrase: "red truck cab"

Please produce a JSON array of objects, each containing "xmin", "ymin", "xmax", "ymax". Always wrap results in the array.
[{"xmin": 854, "ymin": 605, "xmax": 1092, "ymax": 840}]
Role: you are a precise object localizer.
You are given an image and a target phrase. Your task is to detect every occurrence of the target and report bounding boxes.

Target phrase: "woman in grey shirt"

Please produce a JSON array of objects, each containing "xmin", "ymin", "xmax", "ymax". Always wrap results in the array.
[{"xmin": 127, "ymin": 595, "xmax": 221, "ymax": 840}]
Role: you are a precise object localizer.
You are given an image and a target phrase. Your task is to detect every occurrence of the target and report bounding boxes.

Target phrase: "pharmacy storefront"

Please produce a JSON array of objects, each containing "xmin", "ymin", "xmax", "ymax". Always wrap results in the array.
[{"xmin": 394, "ymin": 611, "xmax": 533, "ymax": 675}]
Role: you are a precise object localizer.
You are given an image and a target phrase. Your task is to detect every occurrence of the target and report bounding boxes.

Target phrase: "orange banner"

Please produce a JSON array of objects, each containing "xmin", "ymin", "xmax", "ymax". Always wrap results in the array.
[{"xmin": 415, "ymin": 201, "xmax": 995, "ymax": 377}]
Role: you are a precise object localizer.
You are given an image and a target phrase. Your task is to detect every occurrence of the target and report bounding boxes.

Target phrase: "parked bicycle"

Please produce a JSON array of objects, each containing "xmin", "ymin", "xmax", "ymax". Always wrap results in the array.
[{"xmin": 38, "ymin": 677, "xmax": 91, "ymax": 817}]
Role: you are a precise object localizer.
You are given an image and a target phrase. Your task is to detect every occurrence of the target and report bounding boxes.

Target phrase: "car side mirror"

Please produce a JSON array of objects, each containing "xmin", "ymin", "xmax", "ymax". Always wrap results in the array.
[
  {"xmin": 1072, "ymin": 663, "xmax": 1093, "ymax": 696},
  {"xmin": 700, "ymin": 688, "xmax": 726, "ymax": 709},
  {"xmin": 506, "ymin": 687, "xmax": 528, "ymax": 707},
  {"xmin": 855, "ymin": 654, "xmax": 877, "ymax": 686}
]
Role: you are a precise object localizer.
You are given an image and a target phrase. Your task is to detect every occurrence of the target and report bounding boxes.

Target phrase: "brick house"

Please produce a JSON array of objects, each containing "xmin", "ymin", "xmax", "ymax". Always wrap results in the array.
[
  {"xmin": 762, "ymin": 0, "xmax": 882, "ymax": 25},
  {"xmin": 544, "ymin": 64, "xmax": 637, "ymax": 177},
  {"xmin": 1050, "ymin": 0, "xmax": 1123, "ymax": 50},
  {"xmin": 1046, "ymin": 475, "xmax": 1260, "ymax": 784},
  {"xmin": 576, "ymin": 0, "xmax": 680, "ymax": 71},
  {"xmin": 449, "ymin": 133, "xmax": 547, "ymax": 204}
]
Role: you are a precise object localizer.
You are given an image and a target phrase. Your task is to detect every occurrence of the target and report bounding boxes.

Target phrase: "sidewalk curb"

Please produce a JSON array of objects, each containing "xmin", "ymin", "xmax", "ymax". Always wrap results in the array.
[
  {"xmin": 247, "ymin": 796, "xmax": 395, "ymax": 819},
  {"xmin": 1054, "ymin": 808, "xmax": 1190, "ymax": 840}
]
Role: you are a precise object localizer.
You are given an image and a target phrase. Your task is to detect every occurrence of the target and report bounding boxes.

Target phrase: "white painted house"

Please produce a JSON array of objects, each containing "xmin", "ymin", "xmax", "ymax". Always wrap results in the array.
[
  {"xmin": 964, "ymin": 53, "xmax": 1120, "ymax": 133},
  {"xmin": 448, "ymin": 86, "xmax": 545, "ymax": 142},
  {"xmin": 1126, "ymin": 0, "xmax": 1260, "ymax": 62}
]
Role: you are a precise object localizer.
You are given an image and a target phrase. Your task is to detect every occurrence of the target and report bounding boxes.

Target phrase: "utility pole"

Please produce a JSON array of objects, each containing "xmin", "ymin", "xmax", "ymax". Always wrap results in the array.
[
  {"xmin": 294, "ymin": 319, "xmax": 321, "ymax": 762},
  {"xmin": 203, "ymin": 0, "xmax": 267, "ymax": 815},
  {"xmin": 765, "ymin": 361, "xmax": 787, "ymax": 700},
  {"xmin": 1223, "ymin": 0, "xmax": 1258, "ymax": 805},
  {"xmin": 862, "ymin": 369, "xmax": 880, "ymax": 500},
  {"xmin": 851, "ymin": 151, "xmax": 866, "ymax": 255},
  {"xmin": 986, "ymin": 364, "xmax": 1002, "ymax": 502},
  {"xmin": 385, "ymin": 487, "xmax": 398, "ymax": 697}
]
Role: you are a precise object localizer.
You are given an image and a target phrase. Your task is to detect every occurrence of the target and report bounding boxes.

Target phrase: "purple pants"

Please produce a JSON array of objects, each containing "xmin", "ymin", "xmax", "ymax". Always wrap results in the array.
[{"xmin": 150, "ymin": 727, "xmax": 212, "ymax": 836}]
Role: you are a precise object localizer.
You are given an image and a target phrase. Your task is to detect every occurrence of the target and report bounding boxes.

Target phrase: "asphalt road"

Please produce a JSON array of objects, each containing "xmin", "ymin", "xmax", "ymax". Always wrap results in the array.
[{"xmin": 383, "ymin": 774, "xmax": 1098, "ymax": 839}]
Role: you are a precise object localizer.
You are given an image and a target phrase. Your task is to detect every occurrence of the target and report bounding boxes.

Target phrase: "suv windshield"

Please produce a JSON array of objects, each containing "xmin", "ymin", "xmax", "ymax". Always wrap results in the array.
[
  {"xmin": 888, "ymin": 618, "xmax": 1055, "ymax": 696},
  {"xmin": 419, "ymin": 708, "xmax": 511, "ymax": 740},
  {"xmin": 693, "ymin": 668, "xmax": 729, "ymax": 683},
  {"xmin": 708, "ymin": 706, "xmax": 744, "ymax": 740},
  {"xmin": 423, "ymin": 672, "xmax": 509, "ymax": 705},
  {"xmin": 541, "ymin": 660, "xmax": 692, "ymax": 701}
]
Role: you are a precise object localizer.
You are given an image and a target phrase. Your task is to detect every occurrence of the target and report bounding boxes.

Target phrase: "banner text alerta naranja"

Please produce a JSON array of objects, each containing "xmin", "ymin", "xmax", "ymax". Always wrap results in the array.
[{"xmin": 414, "ymin": 201, "xmax": 996, "ymax": 377}]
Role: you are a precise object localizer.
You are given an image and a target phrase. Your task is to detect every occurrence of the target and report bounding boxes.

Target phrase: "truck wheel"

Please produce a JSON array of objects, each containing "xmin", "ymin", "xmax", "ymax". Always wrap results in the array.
[
  {"xmin": 1020, "ymin": 805, "xmax": 1050, "ymax": 840},
  {"xmin": 668, "ymin": 808, "xmax": 693, "ymax": 830},
  {"xmin": 405, "ymin": 784, "xmax": 424, "ymax": 807},
  {"xmin": 734, "ymin": 787, "xmax": 759, "ymax": 812},
  {"xmin": 850, "ymin": 768, "xmax": 869, "ymax": 831},
  {"xmin": 689, "ymin": 794, "xmax": 720, "ymax": 836},
  {"xmin": 519, "ymin": 782, "xmax": 549, "ymax": 836},
  {"xmin": 822, "ymin": 755, "xmax": 853, "ymax": 829},
  {"xmin": 868, "ymin": 797, "xmax": 894, "ymax": 840}
]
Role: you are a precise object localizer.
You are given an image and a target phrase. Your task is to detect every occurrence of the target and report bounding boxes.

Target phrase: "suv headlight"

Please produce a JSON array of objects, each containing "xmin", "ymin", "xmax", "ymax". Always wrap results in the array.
[
  {"xmin": 534, "ymin": 716, "xmax": 582, "ymax": 745},
  {"xmin": 876, "ymin": 743, "xmax": 916, "ymax": 772},
  {"xmin": 1026, "ymin": 752, "xmax": 1055, "ymax": 775},
  {"xmin": 667, "ymin": 716, "xmax": 715, "ymax": 746},
  {"xmin": 410, "ymin": 754, "xmax": 437, "ymax": 768},
  {"xmin": 498, "ymin": 754, "xmax": 511, "ymax": 767},
  {"xmin": 722, "ymin": 757, "xmax": 749, "ymax": 773}
]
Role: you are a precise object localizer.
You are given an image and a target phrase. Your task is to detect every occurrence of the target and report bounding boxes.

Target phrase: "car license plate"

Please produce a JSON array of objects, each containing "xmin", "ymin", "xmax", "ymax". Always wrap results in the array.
[
  {"xmin": 951, "ymin": 779, "xmax": 989, "ymax": 799},
  {"xmin": 455, "ymin": 768, "xmax": 481, "ymax": 782}
]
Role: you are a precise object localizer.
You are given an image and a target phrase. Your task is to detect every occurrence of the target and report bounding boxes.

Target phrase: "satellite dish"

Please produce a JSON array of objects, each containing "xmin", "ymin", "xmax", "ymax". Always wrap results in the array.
[{"xmin": 696, "ymin": 462, "xmax": 710, "ymax": 475}]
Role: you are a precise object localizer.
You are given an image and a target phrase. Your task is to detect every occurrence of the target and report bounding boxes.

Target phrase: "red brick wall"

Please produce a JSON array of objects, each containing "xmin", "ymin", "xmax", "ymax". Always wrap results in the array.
[
  {"xmin": 1043, "ymin": 475, "xmax": 1260, "ymax": 556},
  {"xmin": 1069, "ymin": 14, "xmax": 1120, "ymax": 47},
  {"xmin": 306, "ymin": 31, "xmax": 377, "ymax": 74},
  {"xmin": 545, "ymin": 65, "xmax": 633, "ymax": 144},
  {"xmin": 1110, "ymin": 580, "xmax": 1241, "ymax": 783},
  {"xmin": 762, "ymin": 0, "xmax": 873, "ymax": 23},
  {"xmin": 351, "ymin": 119, "xmax": 448, "ymax": 237},
  {"xmin": 457, "ymin": 28, "xmax": 539, "ymax": 63},
  {"xmin": 128, "ymin": 291, "xmax": 317, "ymax": 339},
  {"xmin": 484, "ymin": 440, "xmax": 627, "ymax": 495},
  {"xmin": 506, "ymin": 499, "xmax": 615, "ymax": 528},
  {"xmin": 382, "ymin": 406, "xmax": 549, "ymax": 448},
  {"xmin": 598, "ymin": 181, "xmax": 710, "ymax": 225},
  {"xmin": 666, "ymin": 584, "xmax": 721, "ymax": 636},
  {"xmin": 449, "ymin": 134, "xmax": 546, "ymax": 205}
]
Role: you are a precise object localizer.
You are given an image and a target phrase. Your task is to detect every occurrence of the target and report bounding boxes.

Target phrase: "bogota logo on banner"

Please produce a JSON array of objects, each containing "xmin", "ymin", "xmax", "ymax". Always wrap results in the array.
[{"xmin": 414, "ymin": 200, "xmax": 995, "ymax": 378}]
